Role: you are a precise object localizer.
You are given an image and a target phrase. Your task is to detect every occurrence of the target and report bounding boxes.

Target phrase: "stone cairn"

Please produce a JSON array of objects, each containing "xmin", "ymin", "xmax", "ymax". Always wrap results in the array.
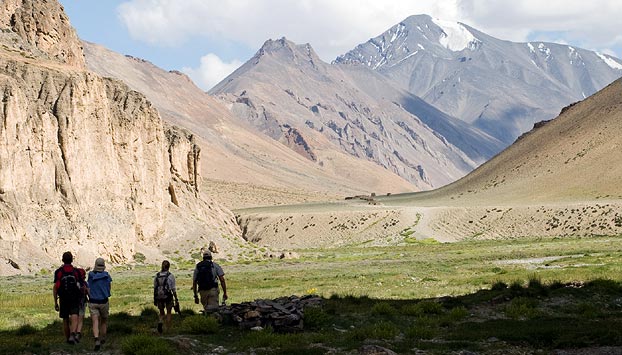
[{"xmin": 217, "ymin": 295, "xmax": 323, "ymax": 332}]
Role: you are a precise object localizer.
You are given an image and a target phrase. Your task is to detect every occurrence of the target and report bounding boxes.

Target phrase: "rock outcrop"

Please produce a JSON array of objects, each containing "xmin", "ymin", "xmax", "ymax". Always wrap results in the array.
[
  {"xmin": 0, "ymin": 0, "xmax": 85, "ymax": 69},
  {"xmin": 0, "ymin": 0, "xmax": 241, "ymax": 275}
]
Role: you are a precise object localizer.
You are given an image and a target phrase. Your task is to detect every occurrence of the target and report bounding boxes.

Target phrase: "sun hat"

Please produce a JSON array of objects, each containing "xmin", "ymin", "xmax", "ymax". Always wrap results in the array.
[
  {"xmin": 203, "ymin": 250, "xmax": 212, "ymax": 259},
  {"xmin": 94, "ymin": 258, "xmax": 106, "ymax": 272}
]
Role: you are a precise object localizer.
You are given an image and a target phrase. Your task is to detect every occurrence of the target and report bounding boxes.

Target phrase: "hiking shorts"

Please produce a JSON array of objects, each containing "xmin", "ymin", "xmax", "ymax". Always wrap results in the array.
[
  {"xmin": 59, "ymin": 297, "xmax": 80, "ymax": 319},
  {"xmin": 89, "ymin": 302, "xmax": 110, "ymax": 318},
  {"xmin": 199, "ymin": 288, "xmax": 219, "ymax": 311},
  {"xmin": 156, "ymin": 298, "xmax": 173, "ymax": 311}
]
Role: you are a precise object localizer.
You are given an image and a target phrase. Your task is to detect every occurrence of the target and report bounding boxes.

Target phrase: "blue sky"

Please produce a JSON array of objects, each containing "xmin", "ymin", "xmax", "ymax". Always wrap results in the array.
[{"xmin": 59, "ymin": 0, "xmax": 622, "ymax": 91}]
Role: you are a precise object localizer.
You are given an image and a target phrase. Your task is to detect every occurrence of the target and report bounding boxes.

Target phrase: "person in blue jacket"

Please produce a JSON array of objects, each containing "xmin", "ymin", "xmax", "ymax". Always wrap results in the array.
[{"xmin": 88, "ymin": 258, "xmax": 112, "ymax": 351}]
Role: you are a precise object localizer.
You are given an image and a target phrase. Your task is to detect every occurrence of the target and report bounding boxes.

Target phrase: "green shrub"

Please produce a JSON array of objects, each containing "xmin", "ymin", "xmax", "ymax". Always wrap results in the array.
[
  {"xmin": 122, "ymin": 334, "xmax": 173, "ymax": 355},
  {"xmin": 406, "ymin": 322, "xmax": 437, "ymax": 339},
  {"xmin": 133, "ymin": 252, "xmax": 146, "ymax": 263},
  {"xmin": 526, "ymin": 274, "xmax": 547, "ymax": 296},
  {"xmin": 303, "ymin": 306, "xmax": 331, "ymax": 330},
  {"xmin": 491, "ymin": 281, "xmax": 508, "ymax": 291},
  {"xmin": 140, "ymin": 307, "xmax": 159, "ymax": 318},
  {"xmin": 238, "ymin": 328, "xmax": 302, "ymax": 349},
  {"xmin": 446, "ymin": 306, "xmax": 469, "ymax": 322},
  {"xmin": 586, "ymin": 279, "xmax": 622, "ymax": 294},
  {"xmin": 108, "ymin": 321, "xmax": 133, "ymax": 335},
  {"xmin": 491, "ymin": 267, "xmax": 505, "ymax": 274},
  {"xmin": 15, "ymin": 324, "xmax": 37, "ymax": 336},
  {"xmin": 181, "ymin": 315, "xmax": 219, "ymax": 334},
  {"xmin": 505, "ymin": 297, "xmax": 539, "ymax": 319},
  {"xmin": 402, "ymin": 301, "xmax": 444, "ymax": 316},
  {"xmin": 574, "ymin": 302, "xmax": 601, "ymax": 318},
  {"xmin": 371, "ymin": 302, "xmax": 397, "ymax": 316},
  {"xmin": 348, "ymin": 321, "xmax": 400, "ymax": 341},
  {"xmin": 548, "ymin": 280, "xmax": 565, "ymax": 290},
  {"xmin": 527, "ymin": 274, "xmax": 543, "ymax": 288},
  {"xmin": 180, "ymin": 308, "xmax": 196, "ymax": 316},
  {"xmin": 509, "ymin": 280, "xmax": 525, "ymax": 295},
  {"xmin": 115, "ymin": 311, "xmax": 133, "ymax": 321}
]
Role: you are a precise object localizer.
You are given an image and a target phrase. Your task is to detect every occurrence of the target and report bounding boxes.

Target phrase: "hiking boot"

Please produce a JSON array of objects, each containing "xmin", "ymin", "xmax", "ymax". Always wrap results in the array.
[
  {"xmin": 94, "ymin": 338, "xmax": 101, "ymax": 351},
  {"xmin": 74, "ymin": 332, "xmax": 81, "ymax": 343},
  {"xmin": 100, "ymin": 337, "xmax": 106, "ymax": 344},
  {"xmin": 67, "ymin": 334, "xmax": 76, "ymax": 345},
  {"xmin": 157, "ymin": 322, "xmax": 163, "ymax": 334}
]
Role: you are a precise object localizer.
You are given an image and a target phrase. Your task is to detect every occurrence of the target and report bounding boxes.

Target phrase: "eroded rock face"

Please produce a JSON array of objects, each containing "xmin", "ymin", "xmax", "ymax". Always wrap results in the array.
[
  {"xmin": 0, "ymin": 57, "xmax": 160, "ymax": 265},
  {"xmin": 0, "ymin": 0, "xmax": 242, "ymax": 274},
  {"xmin": 0, "ymin": 0, "xmax": 85, "ymax": 69}
]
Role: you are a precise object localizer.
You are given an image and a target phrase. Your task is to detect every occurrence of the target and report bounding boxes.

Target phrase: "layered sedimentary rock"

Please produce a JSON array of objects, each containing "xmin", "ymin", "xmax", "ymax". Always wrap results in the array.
[{"xmin": 0, "ymin": 0, "xmax": 240, "ymax": 274}]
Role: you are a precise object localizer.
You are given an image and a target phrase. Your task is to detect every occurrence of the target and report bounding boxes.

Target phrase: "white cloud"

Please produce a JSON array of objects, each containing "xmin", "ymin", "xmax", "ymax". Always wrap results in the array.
[
  {"xmin": 182, "ymin": 54, "xmax": 243, "ymax": 91},
  {"xmin": 117, "ymin": 0, "xmax": 622, "ymax": 61}
]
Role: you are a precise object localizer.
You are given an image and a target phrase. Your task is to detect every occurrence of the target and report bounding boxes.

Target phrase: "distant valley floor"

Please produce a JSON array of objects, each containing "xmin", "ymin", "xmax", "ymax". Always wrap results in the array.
[{"xmin": 235, "ymin": 197, "xmax": 622, "ymax": 250}]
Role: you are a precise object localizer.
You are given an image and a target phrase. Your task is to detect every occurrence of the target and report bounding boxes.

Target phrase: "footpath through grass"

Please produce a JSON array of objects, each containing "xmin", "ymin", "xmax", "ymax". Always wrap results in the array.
[{"xmin": 1, "ymin": 235, "xmax": 622, "ymax": 354}]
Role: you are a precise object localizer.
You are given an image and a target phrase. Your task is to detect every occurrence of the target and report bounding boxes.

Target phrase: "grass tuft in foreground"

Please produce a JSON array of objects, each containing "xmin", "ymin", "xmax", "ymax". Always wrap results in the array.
[{"xmin": 2, "ymin": 235, "xmax": 622, "ymax": 353}]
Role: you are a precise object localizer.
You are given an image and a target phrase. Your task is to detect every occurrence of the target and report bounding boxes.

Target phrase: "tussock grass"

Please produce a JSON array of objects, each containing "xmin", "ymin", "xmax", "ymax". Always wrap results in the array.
[
  {"xmin": 2, "ymin": 235, "xmax": 622, "ymax": 353},
  {"xmin": 181, "ymin": 315, "xmax": 219, "ymax": 334},
  {"xmin": 122, "ymin": 334, "xmax": 173, "ymax": 355}
]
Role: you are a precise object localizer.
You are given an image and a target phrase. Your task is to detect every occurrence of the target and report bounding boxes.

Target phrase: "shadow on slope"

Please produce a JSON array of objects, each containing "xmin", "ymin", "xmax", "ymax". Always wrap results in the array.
[{"xmin": 3, "ymin": 278, "xmax": 622, "ymax": 354}]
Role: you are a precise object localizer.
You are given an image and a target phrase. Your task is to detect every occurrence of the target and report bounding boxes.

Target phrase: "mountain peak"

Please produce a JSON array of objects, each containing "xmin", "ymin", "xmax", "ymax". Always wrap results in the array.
[
  {"xmin": 429, "ymin": 17, "xmax": 480, "ymax": 51},
  {"xmin": 251, "ymin": 37, "xmax": 323, "ymax": 72},
  {"xmin": 334, "ymin": 14, "xmax": 481, "ymax": 68},
  {"xmin": 256, "ymin": 37, "xmax": 319, "ymax": 61},
  {"xmin": 258, "ymin": 37, "xmax": 297, "ymax": 54}
]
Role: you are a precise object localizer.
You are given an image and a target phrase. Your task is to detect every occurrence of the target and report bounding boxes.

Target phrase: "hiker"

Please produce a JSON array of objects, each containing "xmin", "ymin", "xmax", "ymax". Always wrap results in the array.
[
  {"xmin": 192, "ymin": 251, "xmax": 227, "ymax": 313},
  {"xmin": 75, "ymin": 267, "xmax": 88, "ymax": 343},
  {"xmin": 153, "ymin": 260, "xmax": 179, "ymax": 334},
  {"xmin": 53, "ymin": 251, "xmax": 82, "ymax": 344},
  {"xmin": 88, "ymin": 258, "xmax": 112, "ymax": 351}
]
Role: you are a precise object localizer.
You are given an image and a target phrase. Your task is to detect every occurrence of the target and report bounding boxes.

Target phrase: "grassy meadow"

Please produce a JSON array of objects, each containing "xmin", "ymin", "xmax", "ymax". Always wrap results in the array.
[{"xmin": 1, "ymin": 234, "xmax": 622, "ymax": 353}]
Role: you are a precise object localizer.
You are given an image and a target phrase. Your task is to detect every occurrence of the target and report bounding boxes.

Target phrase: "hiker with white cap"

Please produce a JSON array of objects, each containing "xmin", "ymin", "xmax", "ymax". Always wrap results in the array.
[
  {"xmin": 192, "ymin": 250, "xmax": 227, "ymax": 313},
  {"xmin": 87, "ymin": 257, "xmax": 112, "ymax": 351}
]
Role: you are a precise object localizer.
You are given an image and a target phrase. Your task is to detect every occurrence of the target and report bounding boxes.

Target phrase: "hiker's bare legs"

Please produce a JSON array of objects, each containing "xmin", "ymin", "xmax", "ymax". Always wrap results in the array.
[
  {"xmin": 92, "ymin": 314, "xmax": 100, "ymax": 338},
  {"xmin": 69, "ymin": 314, "xmax": 78, "ymax": 334},
  {"xmin": 100, "ymin": 317, "xmax": 107, "ymax": 340},
  {"xmin": 63, "ymin": 318, "xmax": 70, "ymax": 340},
  {"xmin": 165, "ymin": 305, "xmax": 173, "ymax": 330},
  {"xmin": 76, "ymin": 312, "xmax": 84, "ymax": 340}
]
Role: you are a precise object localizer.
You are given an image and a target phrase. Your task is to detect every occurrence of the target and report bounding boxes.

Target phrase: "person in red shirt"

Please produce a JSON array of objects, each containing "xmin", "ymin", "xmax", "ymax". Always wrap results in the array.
[{"xmin": 53, "ymin": 251, "xmax": 81, "ymax": 344}]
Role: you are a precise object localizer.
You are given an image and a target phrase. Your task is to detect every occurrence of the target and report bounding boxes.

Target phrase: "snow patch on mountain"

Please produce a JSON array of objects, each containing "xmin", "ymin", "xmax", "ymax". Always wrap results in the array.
[
  {"xmin": 538, "ymin": 43, "xmax": 551, "ymax": 60},
  {"xmin": 527, "ymin": 43, "xmax": 535, "ymax": 53},
  {"xmin": 596, "ymin": 52, "xmax": 622, "ymax": 70},
  {"xmin": 431, "ymin": 17, "xmax": 479, "ymax": 51}
]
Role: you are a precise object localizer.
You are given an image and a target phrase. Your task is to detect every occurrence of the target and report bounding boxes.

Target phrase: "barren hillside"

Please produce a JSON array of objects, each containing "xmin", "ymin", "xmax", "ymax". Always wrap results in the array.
[
  {"xmin": 83, "ymin": 42, "xmax": 415, "ymax": 208},
  {"xmin": 236, "ymin": 79, "xmax": 622, "ymax": 248}
]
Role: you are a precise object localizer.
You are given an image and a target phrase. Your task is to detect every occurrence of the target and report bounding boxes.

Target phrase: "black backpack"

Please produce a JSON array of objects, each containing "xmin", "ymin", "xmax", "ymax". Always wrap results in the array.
[
  {"xmin": 58, "ymin": 267, "xmax": 81, "ymax": 300},
  {"xmin": 196, "ymin": 261, "xmax": 218, "ymax": 290},
  {"xmin": 154, "ymin": 272, "xmax": 172, "ymax": 301}
]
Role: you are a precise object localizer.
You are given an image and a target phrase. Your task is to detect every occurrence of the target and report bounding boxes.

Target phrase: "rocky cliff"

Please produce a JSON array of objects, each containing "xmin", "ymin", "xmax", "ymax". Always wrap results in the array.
[
  {"xmin": 0, "ymin": 0, "xmax": 85, "ymax": 68},
  {"xmin": 0, "ymin": 0, "xmax": 240, "ymax": 275}
]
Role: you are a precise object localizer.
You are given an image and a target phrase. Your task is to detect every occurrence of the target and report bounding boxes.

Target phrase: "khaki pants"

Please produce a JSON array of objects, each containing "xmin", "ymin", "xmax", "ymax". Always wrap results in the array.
[{"xmin": 199, "ymin": 288, "xmax": 219, "ymax": 312}]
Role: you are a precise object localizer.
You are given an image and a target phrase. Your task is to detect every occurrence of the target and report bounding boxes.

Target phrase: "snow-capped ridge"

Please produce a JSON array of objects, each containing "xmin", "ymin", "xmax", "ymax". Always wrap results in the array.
[
  {"xmin": 431, "ymin": 17, "xmax": 480, "ymax": 52},
  {"xmin": 596, "ymin": 52, "xmax": 622, "ymax": 70}
]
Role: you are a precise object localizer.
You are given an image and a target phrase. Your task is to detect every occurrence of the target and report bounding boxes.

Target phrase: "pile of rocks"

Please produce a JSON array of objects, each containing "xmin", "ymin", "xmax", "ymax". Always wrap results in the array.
[{"xmin": 218, "ymin": 295, "xmax": 323, "ymax": 332}]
